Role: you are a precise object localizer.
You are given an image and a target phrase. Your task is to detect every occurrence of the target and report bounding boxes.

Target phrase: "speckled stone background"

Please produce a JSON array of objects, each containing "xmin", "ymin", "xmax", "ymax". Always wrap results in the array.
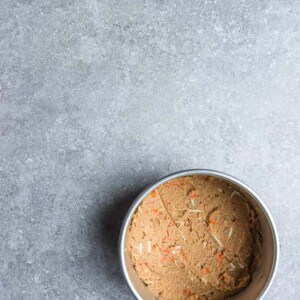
[{"xmin": 0, "ymin": 0, "xmax": 299, "ymax": 299}]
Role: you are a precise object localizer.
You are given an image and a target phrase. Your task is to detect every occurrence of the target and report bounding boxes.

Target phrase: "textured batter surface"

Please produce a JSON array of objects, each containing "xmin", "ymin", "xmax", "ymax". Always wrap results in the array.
[
  {"xmin": 0, "ymin": 0, "xmax": 300, "ymax": 299},
  {"xmin": 128, "ymin": 176, "xmax": 260, "ymax": 300}
]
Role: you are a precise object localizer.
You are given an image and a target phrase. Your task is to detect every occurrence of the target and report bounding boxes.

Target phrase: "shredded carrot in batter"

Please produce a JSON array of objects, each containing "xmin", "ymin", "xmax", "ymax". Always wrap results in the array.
[{"xmin": 151, "ymin": 190, "xmax": 157, "ymax": 198}]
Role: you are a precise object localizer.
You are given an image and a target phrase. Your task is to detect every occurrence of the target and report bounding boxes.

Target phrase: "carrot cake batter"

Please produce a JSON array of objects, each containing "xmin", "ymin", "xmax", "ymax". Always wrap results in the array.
[{"xmin": 128, "ymin": 175, "xmax": 261, "ymax": 300}]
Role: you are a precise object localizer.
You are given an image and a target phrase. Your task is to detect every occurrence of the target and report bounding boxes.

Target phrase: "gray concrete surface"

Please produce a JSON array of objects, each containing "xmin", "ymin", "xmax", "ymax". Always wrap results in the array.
[{"xmin": 0, "ymin": 0, "xmax": 300, "ymax": 299}]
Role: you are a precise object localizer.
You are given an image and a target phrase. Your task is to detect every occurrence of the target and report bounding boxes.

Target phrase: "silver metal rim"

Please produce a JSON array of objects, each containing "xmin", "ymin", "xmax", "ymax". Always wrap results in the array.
[{"xmin": 119, "ymin": 169, "xmax": 280, "ymax": 300}]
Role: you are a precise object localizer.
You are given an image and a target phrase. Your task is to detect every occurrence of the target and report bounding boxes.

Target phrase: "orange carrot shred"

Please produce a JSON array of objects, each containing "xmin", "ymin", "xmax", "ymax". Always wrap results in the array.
[
  {"xmin": 169, "ymin": 218, "xmax": 176, "ymax": 226},
  {"xmin": 217, "ymin": 253, "xmax": 224, "ymax": 267},
  {"xmin": 170, "ymin": 181, "xmax": 180, "ymax": 187},
  {"xmin": 203, "ymin": 267, "xmax": 211, "ymax": 274},
  {"xmin": 209, "ymin": 216, "xmax": 216, "ymax": 224},
  {"xmin": 189, "ymin": 193, "xmax": 197, "ymax": 199},
  {"xmin": 151, "ymin": 190, "xmax": 157, "ymax": 198},
  {"xmin": 161, "ymin": 257, "xmax": 168, "ymax": 263},
  {"xmin": 152, "ymin": 208, "xmax": 159, "ymax": 214},
  {"xmin": 182, "ymin": 252, "xmax": 189, "ymax": 261},
  {"xmin": 182, "ymin": 288, "xmax": 191, "ymax": 295},
  {"xmin": 161, "ymin": 248, "xmax": 171, "ymax": 255}
]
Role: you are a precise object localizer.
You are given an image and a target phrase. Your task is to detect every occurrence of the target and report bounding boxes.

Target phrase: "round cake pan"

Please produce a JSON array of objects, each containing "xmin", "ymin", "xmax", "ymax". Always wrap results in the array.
[{"xmin": 119, "ymin": 169, "xmax": 279, "ymax": 300}]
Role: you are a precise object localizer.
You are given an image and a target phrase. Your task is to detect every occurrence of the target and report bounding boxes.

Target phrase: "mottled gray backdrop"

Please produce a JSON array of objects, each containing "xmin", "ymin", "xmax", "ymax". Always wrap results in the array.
[{"xmin": 0, "ymin": 0, "xmax": 300, "ymax": 299}]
